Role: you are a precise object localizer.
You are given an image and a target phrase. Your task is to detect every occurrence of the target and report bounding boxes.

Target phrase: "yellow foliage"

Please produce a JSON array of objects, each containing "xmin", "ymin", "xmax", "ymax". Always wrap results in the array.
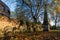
[
  {"xmin": 0, "ymin": 16, "xmax": 19, "ymax": 30},
  {"xmin": 55, "ymin": 6, "xmax": 60, "ymax": 13}
]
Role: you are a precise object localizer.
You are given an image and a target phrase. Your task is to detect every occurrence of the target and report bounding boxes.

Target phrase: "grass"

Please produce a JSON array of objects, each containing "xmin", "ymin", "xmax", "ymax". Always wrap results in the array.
[{"xmin": 49, "ymin": 30, "xmax": 60, "ymax": 32}]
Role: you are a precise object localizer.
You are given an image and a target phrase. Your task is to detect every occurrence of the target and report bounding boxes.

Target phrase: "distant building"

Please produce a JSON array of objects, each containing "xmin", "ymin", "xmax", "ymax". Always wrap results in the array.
[{"xmin": 0, "ymin": 0, "xmax": 10, "ymax": 18}]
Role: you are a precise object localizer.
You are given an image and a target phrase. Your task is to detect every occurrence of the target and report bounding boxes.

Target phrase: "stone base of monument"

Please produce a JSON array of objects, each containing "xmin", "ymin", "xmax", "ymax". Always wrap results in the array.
[{"xmin": 43, "ymin": 25, "xmax": 48, "ymax": 31}]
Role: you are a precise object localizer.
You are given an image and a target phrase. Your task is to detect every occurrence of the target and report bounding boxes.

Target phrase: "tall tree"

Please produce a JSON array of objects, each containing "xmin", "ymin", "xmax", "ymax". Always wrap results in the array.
[
  {"xmin": 15, "ymin": 0, "xmax": 60, "ymax": 30},
  {"xmin": 48, "ymin": 0, "xmax": 60, "ymax": 28},
  {"xmin": 47, "ymin": 0, "xmax": 58, "ymax": 28},
  {"xmin": 16, "ymin": 0, "xmax": 42, "ymax": 23}
]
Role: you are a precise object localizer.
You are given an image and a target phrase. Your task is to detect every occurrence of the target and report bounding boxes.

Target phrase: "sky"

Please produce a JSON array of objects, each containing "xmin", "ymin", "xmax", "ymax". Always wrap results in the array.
[
  {"xmin": 1, "ymin": 0, "xmax": 52, "ymax": 11},
  {"xmin": 2, "ymin": 0, "xmax": 16, "ymax": 11}
]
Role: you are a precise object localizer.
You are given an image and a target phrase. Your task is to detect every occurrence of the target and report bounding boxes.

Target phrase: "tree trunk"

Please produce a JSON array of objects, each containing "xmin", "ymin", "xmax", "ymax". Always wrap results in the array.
[{"xmin": 55, "ymin": 14, "xmax": 57, "ymax": 29}]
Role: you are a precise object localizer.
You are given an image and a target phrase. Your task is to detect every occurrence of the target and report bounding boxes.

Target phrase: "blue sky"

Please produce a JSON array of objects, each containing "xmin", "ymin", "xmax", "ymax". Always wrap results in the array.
[
  {"xmin": 1, "ymin": 0, "xmax": 52, "ymax": 11},
  {"xmin": 2, "ymin": 0, "xmax": 16, "ymax": 11}
]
